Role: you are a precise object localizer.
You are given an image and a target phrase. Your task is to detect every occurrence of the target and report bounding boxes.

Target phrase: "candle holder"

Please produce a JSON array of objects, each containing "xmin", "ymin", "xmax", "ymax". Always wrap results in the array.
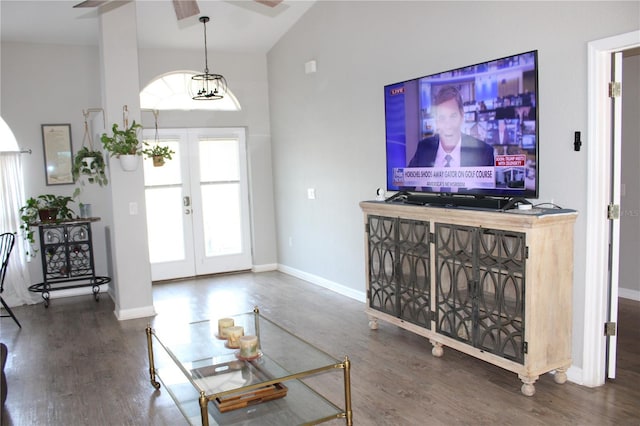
[
  {"xmin": 225, "ymin": 326, "xmax": 244, "ymax": 349},
  {"xmin": 217, "ymin": 318, "xmax": 234, "ymax": 339}
]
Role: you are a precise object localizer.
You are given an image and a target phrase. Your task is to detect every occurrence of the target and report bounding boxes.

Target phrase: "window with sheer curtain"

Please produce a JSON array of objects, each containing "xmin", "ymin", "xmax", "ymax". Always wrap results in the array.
[{"xmin": 1, "ymin": 117, "xmax": 37, "ymax": 306}]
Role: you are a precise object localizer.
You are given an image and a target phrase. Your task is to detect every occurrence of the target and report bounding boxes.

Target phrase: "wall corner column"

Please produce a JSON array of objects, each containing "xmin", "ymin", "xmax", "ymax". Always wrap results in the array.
[{"xmin": 98, "ymin": 2, "xmax": 155, "ymax": 320}]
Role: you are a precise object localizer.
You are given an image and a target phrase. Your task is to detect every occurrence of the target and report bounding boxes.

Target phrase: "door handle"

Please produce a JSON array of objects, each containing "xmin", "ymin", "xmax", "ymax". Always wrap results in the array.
[{"xmin": 183, "ymin": 196, "xmax": 191, "ymax": 207}]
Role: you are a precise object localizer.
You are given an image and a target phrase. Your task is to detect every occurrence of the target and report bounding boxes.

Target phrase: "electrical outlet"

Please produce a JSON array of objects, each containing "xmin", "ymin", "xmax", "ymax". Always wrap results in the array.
[{"xmin": 307, "ymin": 188, "xmax": 316, "ymax": 199}]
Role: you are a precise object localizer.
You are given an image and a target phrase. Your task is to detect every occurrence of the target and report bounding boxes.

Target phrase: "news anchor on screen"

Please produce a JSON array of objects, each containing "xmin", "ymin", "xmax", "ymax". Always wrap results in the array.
[{"xmin": 408, "ymin": 86, "xmax": 494, "ymax": 168}]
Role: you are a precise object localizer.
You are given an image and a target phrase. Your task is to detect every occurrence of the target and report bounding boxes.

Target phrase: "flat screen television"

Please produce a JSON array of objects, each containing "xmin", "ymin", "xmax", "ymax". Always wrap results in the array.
[{"xmin": 384, "ymin": 50, "xmax": 538, "ymax": 208}]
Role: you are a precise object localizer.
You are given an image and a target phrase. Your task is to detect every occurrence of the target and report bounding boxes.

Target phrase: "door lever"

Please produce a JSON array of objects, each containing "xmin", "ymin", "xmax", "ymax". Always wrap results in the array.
[{"xmin": 183, "ymin": 196, "xmax": 191, "ymax": 207}]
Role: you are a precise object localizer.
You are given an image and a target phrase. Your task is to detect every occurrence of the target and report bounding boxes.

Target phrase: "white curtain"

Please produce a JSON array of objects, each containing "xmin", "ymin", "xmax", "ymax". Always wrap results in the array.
[{"xmin": 0, "ymin": 152, "xmax": 38, "ymax": 306}]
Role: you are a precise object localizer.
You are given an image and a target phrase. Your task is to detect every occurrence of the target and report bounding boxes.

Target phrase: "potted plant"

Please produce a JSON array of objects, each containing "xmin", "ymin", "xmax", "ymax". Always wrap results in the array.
[
  {"xmin": 72, "ymin": 146, "xmax": 108, "ymax": 186},
  {"xmin": 100, "ymin": 121, "xmax": 143, "ymax": 171},
  {"xmin": 19, "ymin": 194, "xmax": 76, "ymax": 248},
  {"xmin": 142, "ymin": 142, "xmax": 174, "ymax": 167}
]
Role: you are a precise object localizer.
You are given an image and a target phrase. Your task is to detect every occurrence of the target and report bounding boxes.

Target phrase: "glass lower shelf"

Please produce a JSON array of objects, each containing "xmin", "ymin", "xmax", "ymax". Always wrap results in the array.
[{"xmin": 156, "ymin": 362, "xmax": 344, "ymax": 425}]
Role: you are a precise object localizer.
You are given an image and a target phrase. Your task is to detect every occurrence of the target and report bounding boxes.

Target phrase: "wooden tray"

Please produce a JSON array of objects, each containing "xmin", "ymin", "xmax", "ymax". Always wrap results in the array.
[
  {"xmin": 191, "ymin": 359, "xmax": 288, "ymax": 413},
  {"xmin": 214, "ymin": 382, "xmax": 288, "ymax": 413}
]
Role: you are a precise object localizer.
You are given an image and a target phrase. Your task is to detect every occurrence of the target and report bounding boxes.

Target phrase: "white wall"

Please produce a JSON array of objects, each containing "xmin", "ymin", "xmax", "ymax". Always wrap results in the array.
[
  {"xmin": 267, "ymin": 1, "xmax": 640, "ymax": 371},
  {"xmin": 0, "ymin": 42, "xmax": 107, "ymax": 284},
  {"xmin": 620, "ymin": 52, "xmax": 640, "ymax": 300}
]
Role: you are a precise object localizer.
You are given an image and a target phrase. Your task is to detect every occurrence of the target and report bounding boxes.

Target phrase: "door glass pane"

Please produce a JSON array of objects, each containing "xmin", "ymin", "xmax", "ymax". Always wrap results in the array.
[
  {"xmin": 199, "ymin": 139, "xmax": 239, "ymax": 182},
  {"xmin": 201, "ymin": 183, "xmax": 242, "ymax": 256},
  {"xmin": 146, "ymin": 187, "xmax": 185, "ymax": 263},
  {"xmin": 144, "ymin": 139, "xmax": 186, "ymax": 263},
  {"xmin": 198, "ymin": 138, "xmax": 243, "ymax": 257}
]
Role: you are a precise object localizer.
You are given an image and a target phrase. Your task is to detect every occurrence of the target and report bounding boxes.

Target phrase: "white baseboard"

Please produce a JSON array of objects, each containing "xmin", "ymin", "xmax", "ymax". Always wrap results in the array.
[
  {"xmin": 114, "ymin": 305, "xmax": 156, "ymax": 321},
  {"xmin": 618, "ymin": 288, "xmax": 640, "ymax": 301},
  {"xmin": 277, "ymin": 264, "xmax": 366, "ymax": 303},
  {"xmin": 566, "ymin": 365, "xmax": 583, "ymax": 386},
  {"xmin": 252, "ymin": 263, "xmax": 278, "ymax": 273}
]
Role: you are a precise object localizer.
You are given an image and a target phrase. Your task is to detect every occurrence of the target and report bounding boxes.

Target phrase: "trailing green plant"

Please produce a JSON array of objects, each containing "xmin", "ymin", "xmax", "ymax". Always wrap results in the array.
[
  {"xmin": 100, "ymin": 121, "xmax": 143, "ymax": 157},
  {"xmin": 19, "ymin": 194, "xmax": 76, "ymax": 250},
  {"xmin": 72, "ymin": 146, "xmax": 108, "ymax": 186},
  {"xmin": 142, "ymin": 143, "xmax": 174, "ymax": 161}
]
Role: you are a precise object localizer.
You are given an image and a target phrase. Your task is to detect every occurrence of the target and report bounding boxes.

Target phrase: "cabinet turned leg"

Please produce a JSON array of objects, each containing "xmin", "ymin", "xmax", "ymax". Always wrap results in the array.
[
  {"xmin": 430, "ymin": 340, "xmax": 444, "ymax": 357},
  {"xmin": 554, "ymin": 365, "xmax": 569, "ymax": 384},
  {"xmin": 518, "ymin": 374, "xmax": 538, "ymax": 396},
  {"xmin": 367, "ymin": 316, "xmax": 378, "ymax": 330}
]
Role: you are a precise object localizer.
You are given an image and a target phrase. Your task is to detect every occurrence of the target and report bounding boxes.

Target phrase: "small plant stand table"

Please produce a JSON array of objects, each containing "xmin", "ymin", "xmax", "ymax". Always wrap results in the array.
[{"xmin": 28, "ymin": 218, "xmax": 110, "ymax": 307}]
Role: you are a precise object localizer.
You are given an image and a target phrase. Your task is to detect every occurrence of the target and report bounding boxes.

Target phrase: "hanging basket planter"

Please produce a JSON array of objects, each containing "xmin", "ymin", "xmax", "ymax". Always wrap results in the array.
[
  {"xmin": 119, "ymin": 154, "xmax": 139, "ymax": 172},
  {"xmin": 72, "ymin": 146, "xmax": 108, "ymax": 186},
  {"xmin": 152, "ymin": 155, "xmax": 165, "ymax": 167},
  {"xmin": 83, "ymin": 157, "xmax": 95, "ymax": 168},
  {"xmin": 141, "ymin": 111, "xmax": 174, "ymax": 168},
  {"xmin": 101, "ymin": 118, "xmax": 143, "ymax": 171}
]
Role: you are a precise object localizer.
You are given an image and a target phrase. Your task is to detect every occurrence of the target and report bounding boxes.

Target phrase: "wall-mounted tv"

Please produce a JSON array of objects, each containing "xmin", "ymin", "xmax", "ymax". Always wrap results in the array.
[{"xmin": 384, "ymin": 50, "xmax": 539, "ymax": 206}]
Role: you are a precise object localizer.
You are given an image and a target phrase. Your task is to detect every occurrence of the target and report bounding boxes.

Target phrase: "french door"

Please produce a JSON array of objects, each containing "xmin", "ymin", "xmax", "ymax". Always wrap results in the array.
[{"xmin": 142, "ymin": 127, "xmax": 252, "ymax": 281}]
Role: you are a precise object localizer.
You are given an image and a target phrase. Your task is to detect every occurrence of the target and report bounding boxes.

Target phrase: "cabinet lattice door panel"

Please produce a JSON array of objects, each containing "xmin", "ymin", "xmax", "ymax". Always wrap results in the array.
[
  {"xmin": 367, "ymin": 215, "xmax": 431, "ymax": 329},
  {"xmin": 435, "ymin": 224, "xmax": 526, "ymax": 364},
  {"xmin": 434, "ymin": 224, "xmax": 475, "ymax": 346},
  {"xmin": 42, "ymin": 223, "xmax": 93, "ymax": 280},
  {"xmin": 397, "ymin": 218, "xmax": 431, "ymax": 328},
  {"xmin": 368, "ymin": 215, "xmax": 397, "ymax": 318}
]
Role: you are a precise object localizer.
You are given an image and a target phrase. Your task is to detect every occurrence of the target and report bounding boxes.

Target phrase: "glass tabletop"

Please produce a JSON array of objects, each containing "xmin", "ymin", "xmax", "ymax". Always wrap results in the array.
[{"xmin": 152, "ymin": 310, "xmax": 342, "ymax": 398}]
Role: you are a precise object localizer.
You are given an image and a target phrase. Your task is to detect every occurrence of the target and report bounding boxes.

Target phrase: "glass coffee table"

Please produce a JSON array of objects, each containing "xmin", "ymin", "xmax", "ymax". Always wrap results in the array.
[{"xmin": 145, "ymin": 307, "xmax": 352, "ymax": 425}]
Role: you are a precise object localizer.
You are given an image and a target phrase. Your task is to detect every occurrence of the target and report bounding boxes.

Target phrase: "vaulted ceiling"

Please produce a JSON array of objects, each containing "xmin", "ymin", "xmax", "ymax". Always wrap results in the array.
[{"xmin": 0, "ymin": 0, "xmax": 315, "ymax": 53}]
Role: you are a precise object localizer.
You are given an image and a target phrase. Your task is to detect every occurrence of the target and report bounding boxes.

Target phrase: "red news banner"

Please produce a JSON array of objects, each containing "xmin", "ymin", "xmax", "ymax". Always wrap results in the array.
[{"xmin": 495, "ymin": 154, "xmax": 527, "ymax": 167}]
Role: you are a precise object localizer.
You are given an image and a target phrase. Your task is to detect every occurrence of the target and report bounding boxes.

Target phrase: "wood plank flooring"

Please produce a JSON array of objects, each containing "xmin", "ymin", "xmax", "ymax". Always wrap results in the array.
[{"xmin": 1, "ymin": 271, "xmax": 639, "ymax": 425}]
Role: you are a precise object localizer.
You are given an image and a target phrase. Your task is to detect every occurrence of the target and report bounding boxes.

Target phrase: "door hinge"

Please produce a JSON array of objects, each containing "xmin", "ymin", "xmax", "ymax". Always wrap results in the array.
[
  {"xmin": 608, "ymin": 81, "xmax": 622, "ymax": 98},
  {"xmin": 605, "ymin": 322, "xmax": 617, "ymax": 337},
  {"xmin": 365, "ymin": 223, "xmax": 370, "ymax": 234},
  {"xmin": 607, "ymin": 203, "xmax": 620, "ymax": 220},
  {"xmin": 523, "ymin": 341, "xmax": 528, "ymax": 354},
  {"xmin": 525, "ymin": 246, "xmax": 529, "ymax": 259}
]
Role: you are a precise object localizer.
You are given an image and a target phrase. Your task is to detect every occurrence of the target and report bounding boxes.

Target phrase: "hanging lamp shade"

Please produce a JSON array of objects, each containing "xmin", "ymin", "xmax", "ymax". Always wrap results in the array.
[{"xmin": 190, "ymin": 16, "xmax": 227, "ymax": 100}]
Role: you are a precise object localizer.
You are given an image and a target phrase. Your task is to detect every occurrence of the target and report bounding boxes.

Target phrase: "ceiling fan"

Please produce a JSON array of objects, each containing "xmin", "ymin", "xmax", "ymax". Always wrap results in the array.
[
  {"xmin": 74, "ymin": 0, "xmax": 200, "ymax": 20},
  {"xmin": 73, "ymin": 0, "xmax": 284, "ymax": 21}
]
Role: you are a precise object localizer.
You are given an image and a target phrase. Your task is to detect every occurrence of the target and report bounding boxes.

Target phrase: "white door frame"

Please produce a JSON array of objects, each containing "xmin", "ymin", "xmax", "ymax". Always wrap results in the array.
[{"xmin": 583, "ymin": 30, "xmax": 640, "ymax": 387}]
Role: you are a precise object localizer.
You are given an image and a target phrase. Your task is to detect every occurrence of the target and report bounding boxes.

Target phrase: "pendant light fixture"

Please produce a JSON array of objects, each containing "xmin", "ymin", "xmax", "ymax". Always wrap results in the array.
[{"xmin": 191, "ymin": 16, "xmax": 227, "ymax": 100}]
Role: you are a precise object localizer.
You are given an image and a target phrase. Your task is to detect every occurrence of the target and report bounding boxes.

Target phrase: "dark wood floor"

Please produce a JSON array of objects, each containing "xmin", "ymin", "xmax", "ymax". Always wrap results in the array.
[{"xmin": 1, "ymin": 271, "xmax": 639, "ymax": 425}]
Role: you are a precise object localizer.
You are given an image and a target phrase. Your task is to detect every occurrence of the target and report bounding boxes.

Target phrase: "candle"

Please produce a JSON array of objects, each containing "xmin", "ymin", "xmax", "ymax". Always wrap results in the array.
[
  {"xmin": 239, "ymin": 335, "xmax": 259, "ymax": 359},
  {"xmin": 226, "ymin": 326, "xmax": 244, "ymax": 348},
  {"xmin": 218, "ymin": 318, "xmax": 235, "ymax": 337}
]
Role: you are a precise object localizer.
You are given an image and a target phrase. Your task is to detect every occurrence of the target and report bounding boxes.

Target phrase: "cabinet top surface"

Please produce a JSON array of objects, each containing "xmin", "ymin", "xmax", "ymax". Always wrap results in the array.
[
  {"xmin": 360, "ymin": 200, "xmax": 577, "ymax": 228},
  {"xmin": 33, "ymin": 217, "xmax": 101, "ymax": 227}
]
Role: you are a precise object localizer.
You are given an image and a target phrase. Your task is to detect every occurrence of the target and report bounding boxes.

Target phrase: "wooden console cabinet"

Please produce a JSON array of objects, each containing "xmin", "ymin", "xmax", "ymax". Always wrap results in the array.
[{"xmin": 360, "ymin": 201, "xmax": 577, "ymax": 396}]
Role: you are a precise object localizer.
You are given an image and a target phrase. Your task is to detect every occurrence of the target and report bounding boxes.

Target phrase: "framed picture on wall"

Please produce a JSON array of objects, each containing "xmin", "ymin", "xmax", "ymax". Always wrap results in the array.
[{"xmin": 41, "ymin": 123, "xmax": 74, "ymax": 185}]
